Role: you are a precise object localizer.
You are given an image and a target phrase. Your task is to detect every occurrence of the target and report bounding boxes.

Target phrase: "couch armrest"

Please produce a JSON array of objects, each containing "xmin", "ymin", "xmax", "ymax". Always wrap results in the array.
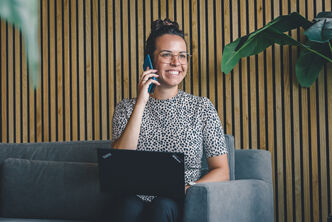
[
  {"xmin": 235, "ymin": 149, "xmax": 272, "ymax": 183},
  {"xmin": 184, "ymin": 180, "xmax": 274, "ymax": 222}
]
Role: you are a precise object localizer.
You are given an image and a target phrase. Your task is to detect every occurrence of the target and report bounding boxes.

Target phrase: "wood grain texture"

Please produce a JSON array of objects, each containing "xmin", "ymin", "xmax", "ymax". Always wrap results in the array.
[{"xmin": 0, "ymin": 0, "xmax": 331, "ymax": 221}]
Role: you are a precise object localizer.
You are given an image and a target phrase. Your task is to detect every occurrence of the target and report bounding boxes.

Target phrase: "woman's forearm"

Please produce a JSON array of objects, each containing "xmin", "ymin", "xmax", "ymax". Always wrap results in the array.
[
  {"xmin": 112, "ymin": 103, "xmax": 146, "ymax": 150},
  {"xmin": 195, "ymin": 167, "xmax": 230, "ymax": 183}
]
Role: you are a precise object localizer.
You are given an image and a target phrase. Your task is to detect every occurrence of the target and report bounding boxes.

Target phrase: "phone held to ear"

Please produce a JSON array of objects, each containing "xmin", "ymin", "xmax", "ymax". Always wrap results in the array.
[{"xmin": 143, "ymin": 54, "xmax": 157, "ymax": 94}]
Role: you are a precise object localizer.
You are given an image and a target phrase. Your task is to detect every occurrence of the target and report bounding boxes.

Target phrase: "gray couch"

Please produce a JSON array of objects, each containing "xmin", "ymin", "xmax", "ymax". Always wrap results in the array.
[{"xmin": 0, "ymin": 135, "xmax": 274, "ymax": 222}]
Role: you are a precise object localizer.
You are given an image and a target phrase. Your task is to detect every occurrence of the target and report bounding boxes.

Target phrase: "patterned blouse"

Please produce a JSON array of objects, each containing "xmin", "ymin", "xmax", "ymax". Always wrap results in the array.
[{"xmin": 112, "ymin": 90, "xmax": 227, "ymax": 202}]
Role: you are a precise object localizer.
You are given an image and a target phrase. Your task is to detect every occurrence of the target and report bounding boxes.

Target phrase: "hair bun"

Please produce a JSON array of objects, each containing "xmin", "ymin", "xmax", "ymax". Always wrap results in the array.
[{"xmin": 151, "ymin": 18, "xmax": 180, "ymax": 32}]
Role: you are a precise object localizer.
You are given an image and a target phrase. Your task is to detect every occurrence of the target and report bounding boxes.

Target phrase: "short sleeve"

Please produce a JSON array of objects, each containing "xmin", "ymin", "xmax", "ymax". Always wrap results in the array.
[
  {"xmin": 201, "ymin": 98, "xmax": 228, "ymax": 158},
  {"xmin": 111, "ymin": 100, "xmax": 130, "ymax": 143}
]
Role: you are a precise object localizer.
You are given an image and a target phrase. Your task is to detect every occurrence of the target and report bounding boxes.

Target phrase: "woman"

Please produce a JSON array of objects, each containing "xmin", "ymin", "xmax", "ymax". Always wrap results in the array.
[{"xmin": 111, "ymin": 19, "xmax": 229, "ymax": 222}]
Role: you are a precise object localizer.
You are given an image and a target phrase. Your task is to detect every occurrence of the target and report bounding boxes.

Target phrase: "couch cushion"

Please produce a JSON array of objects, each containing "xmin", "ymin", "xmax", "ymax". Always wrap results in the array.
[{"xmin": 0, "ymin": 158, "xmax": 113, "ymax": 221}]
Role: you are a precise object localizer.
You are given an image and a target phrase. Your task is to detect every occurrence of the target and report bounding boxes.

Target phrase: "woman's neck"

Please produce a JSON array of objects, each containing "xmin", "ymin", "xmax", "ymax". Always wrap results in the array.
[{"xmin": 151, "ymin": 87, "xmax": 178, "ymax": 100}]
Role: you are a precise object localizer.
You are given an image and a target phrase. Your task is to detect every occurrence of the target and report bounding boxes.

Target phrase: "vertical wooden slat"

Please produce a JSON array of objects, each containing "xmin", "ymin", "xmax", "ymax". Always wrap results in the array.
[
  {"xmin": 328, "ymin": 63, "xmax": 332, "ymax": 220},
  {"xmin": 92, "ymin": 0, "xmax": 100, "ymax": 140},
  {"xmin": 216, "ymin": 0, "xmax": 223, "ymax": 122},
  {"xmin": 15, "ymin": 28, "xmax": 21, "ymax": 143},
  {"xmin": 115, "ymin": 0, "xmax": 122, "ymax": 104},
  {"xmin": 299, "ymin": 1, "xmax": 311, "ymax": 221},
  {"xmin": 307, "ymin": 1, "xmax": 320, "ymax": 221},
  {"xmin": 100, "ymin": 0, "xmax": 107, "ymax": 140},
  {"xmin": 71, "ymin": 0, "xmax": 78, "ymax": 141},
  {"xmin": 130, "ymin": 0, "xmax": 137, "ymax": 98},
  {"xmin": 64, "ymin": 0, "xmax": 71, "ymax": 141},
  {"xmin": 8, "ymin": 25, "xmax": 14, "ymax": 143},
  {"xmin": 248, "ymin": 0, "xmax": 257, "ymax": 149},
  {"xmin": 191, "ymin": 0, "xmax": 199, "ymax": 96},
  {"xmin": 122, "ymin": 0, "xmax": 129, "ymax": 101},
  {"xmin": 318, "ymin": 68, "xmax": 328, "ymax": 222},
  {"xmin": 281, "ymin": 1, "xmax": 293, "ymax": 222},
  {"xmin": 160, "ymin": 0, "xmax": 166, "ymax": 19},
  {"xmin": 199, "ymin": 0, "xmax": 206, "ymax": 97},
  {"xmin": 57, "ymin": 0, "xmax": 64, "ymax": 141},
  {"xmin": 290, "ymin": 2, "xmax": 302, "ymax": 222},
  {"xmin": 240, "ymin": 0, "xmax": 249, "ymax": 149},
  {"xmin": 152, "ymin": 0, "xmax": 159, "ymax": 20},
  {"xmin": 207, "ymin": 0, "xmax": 215, "ymax": 106},
  {"xmin": 264, "ymin": 0, "xmax": 276, "ymax": 218},
  {"xmin": 42, "ymin": 0, "xmax": 49, "ymax": 142},
  {"xmin": 168, "ymin": 0, "xmax": 174, "ymax": 20},
  {"xmin": 21, "ymin": 32, "xmax": 28, "ymax": 143},
  {"xmin": 232, "ymin": 0, "xmax": 240, "ymax": 148},
  {"xmin": 1, "ymin": 21, "xmax": 7, "ymax": 143},
  {"xmin": 49, "ymin": 0, "xmax": 56, "ymax": 141},
  {"xmin": 35, "ymin": 13, "xmax": 42, "ymax": 142},
  {"xmin": 223, "ymin": 0, "xmax": 232, "ymax": 135},
  {"xmin": 108, "ymin": 0, "xmax": 114, "ymax": 138},
  {"xmin": 183, "ymin": 0, "xmax": 191, "ymax": 94},
  {"xmin": 257, "ymin": 0, "xmax": 266, "ymax": 150},
  {"xmin": 85, "ymin": 0, "xmax": 92, "ymax": 140},
  {"xmin": 78, "ymin": 0, "xmax": 85, "ymax": 140}
]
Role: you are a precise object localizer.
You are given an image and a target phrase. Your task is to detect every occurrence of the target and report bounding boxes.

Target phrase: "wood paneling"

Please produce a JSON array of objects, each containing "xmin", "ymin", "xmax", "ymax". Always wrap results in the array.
[{"xmin": 0, "ymin": 0, "xmax": 331, "ymax": 221}]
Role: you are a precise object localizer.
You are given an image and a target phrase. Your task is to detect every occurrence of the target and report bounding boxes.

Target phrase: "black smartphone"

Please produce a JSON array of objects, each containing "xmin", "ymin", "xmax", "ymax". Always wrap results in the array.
[{"xmin": 143, "ymin": 54, "xmax": 157, "ymax": 93}]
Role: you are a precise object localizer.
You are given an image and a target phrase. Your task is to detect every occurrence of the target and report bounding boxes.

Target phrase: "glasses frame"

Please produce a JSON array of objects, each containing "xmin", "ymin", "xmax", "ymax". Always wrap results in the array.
[{"xmin": 157, "ymin": 51, "xmax": 192, "ymax": 65}]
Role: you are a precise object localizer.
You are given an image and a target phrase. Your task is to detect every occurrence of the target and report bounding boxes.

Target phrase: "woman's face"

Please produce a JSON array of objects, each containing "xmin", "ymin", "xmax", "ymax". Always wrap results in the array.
[{"xmin": 153, "ymin": 34, "xmax": 188, "ymax": 89}]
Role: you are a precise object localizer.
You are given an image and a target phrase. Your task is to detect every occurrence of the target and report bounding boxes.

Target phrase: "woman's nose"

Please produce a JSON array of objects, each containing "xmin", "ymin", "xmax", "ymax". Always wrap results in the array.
[{"xmin": 170, "ymin": 55, "xmax": 181, "ymax": 66}]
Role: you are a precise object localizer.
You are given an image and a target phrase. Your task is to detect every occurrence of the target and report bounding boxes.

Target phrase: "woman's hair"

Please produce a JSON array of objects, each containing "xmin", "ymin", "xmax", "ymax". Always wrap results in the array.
[{"xmin": 144, "ymin": 18, "xmax": 186, "ymax": 60}]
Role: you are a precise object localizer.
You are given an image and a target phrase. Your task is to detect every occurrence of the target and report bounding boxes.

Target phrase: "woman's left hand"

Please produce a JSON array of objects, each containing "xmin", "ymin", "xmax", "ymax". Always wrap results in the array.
[{"xmin": 185, "ymin": 185, "xmax": 190, "ymax": 193}]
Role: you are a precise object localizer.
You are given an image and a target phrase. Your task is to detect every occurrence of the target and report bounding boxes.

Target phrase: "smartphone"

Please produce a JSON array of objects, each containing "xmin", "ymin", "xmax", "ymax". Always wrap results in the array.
[{"xmin": 143, "ymin": 54, "xmax": 157, "ymax": 93}]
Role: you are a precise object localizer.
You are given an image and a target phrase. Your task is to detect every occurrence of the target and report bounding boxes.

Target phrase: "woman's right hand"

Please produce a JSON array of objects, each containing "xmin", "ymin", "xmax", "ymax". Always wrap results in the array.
[{"xmin": 136, "ymin": 68, "xmax": 160, "ymax": 105}]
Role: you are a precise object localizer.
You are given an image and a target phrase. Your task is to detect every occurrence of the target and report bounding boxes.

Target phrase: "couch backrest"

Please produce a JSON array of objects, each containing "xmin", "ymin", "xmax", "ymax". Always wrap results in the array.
[
  {"xmin": 0, "ymin": 140, "xmax": 112, "ymax": 164},
  {"xmin": 200, "ymin": 134, "xmax": 235, "ymax": 180}
]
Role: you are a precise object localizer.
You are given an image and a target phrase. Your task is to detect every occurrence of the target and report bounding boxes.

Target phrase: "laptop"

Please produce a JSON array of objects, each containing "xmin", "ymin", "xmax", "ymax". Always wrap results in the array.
[{"xmin": 97, "ymin": 148, "xmax": 185, "ymax": 199}]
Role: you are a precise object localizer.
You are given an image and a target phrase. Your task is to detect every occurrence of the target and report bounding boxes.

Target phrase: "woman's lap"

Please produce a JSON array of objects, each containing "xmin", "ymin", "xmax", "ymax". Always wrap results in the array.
[{"xmin": 113, "ymin": 195, "xmax": 183, "ymax": 222}]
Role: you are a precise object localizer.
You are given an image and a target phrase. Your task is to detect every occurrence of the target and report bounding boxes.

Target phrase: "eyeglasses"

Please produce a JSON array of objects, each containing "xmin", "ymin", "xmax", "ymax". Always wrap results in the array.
[{"xmin": 158, "ymin": 51, "xmax": 191, "ymax": 65}]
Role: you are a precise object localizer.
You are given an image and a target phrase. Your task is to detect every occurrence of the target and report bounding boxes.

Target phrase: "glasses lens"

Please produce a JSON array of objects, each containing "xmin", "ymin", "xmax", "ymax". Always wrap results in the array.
[{"xmin": 178, "ymin": 53, "xmax": 188, "ymax": 64}]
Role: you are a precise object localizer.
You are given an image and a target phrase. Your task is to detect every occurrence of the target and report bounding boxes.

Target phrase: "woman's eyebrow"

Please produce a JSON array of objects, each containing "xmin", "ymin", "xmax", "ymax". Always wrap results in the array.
[{"xmin": 160, "ymin": 50, "xmax": 187, "ymax": 53}]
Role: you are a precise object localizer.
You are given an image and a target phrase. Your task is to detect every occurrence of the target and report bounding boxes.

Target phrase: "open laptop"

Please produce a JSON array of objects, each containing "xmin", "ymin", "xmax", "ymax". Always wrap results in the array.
[{"xmin": 97, "ymin": 148, "xmax": 185, "ymax": 199}]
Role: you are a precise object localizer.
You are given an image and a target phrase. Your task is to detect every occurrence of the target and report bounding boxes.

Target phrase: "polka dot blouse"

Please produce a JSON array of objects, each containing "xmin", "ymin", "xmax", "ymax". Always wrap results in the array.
[{"xmin": 112, "ymin": 90, "xmax": 228, "ymax": 201}]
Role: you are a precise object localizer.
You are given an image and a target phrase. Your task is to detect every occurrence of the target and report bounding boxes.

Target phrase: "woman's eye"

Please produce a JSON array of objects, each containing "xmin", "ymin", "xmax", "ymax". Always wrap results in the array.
[
  {"xmin": 179, "ymin": 54, "xmax": 187, "ymax": 59},
  {"xmin": 161, "ymin": 53, "xmax": 172, "ymax": 58}
]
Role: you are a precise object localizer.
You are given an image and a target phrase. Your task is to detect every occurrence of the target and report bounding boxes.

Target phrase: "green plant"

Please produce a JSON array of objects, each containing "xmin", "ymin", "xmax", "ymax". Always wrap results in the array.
[
  {"xmin": 0, "ymin": 0, "xmax": 40, "ymax": 88},
  {"xmin": 221, "ymin": 12, "xmax": 332, "ymax": 87}
]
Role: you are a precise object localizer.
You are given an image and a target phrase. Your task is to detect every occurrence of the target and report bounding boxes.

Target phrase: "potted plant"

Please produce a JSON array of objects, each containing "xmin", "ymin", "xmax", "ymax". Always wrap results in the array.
[{"xmin": 221, "ymin": 12, "xmax": 332, "ymax": 87}]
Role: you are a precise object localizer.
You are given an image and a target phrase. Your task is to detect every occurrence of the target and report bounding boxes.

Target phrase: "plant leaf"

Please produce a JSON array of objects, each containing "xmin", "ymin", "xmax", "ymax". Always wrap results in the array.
[
  {"xmin": 222, "ymin": 29, "xmax": 302, "ymax": 74},
  {"xmin": 0, "ymin": 0, "xmax": 40, "ymax": 88},
  {"xmin": 296, "ymin": 41, "xmax": 330, "ymax": 87},
  {"xmin": 222, "ymin": 12, "xmax": 311, "ymax": 74},
  {"xmin": 304, "ymin": 15, "xmax": 332, "ymax": 43}
]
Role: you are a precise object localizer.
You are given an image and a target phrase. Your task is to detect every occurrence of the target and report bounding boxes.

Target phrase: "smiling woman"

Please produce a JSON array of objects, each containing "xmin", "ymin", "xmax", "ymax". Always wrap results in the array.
[{"xmin": 110, "ymin": 19, "xmax": 229, "ymax": 222}]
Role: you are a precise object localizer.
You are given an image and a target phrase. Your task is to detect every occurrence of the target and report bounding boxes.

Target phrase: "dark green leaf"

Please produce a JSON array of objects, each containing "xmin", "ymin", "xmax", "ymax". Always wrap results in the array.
[
  {"xmin": 222, "ymin": 12, "xmax": 311, "ymax": 74},
  {"xmin": 304, "ymin": 17, "xmax": 332, "ymax": 42},
  {"xmin": 222, "ymin": 29, "xmax": 302, "ymax": 74},
  {"xmin": 296, "ymin": 41, "xmax": 329, "ymax": 87}
]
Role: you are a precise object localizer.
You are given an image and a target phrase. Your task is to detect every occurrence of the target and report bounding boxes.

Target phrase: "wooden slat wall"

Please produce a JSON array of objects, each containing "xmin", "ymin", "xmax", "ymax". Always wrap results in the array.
[{"xmin": 0, "ymin": 0, "xmax": 331, "ymax": 221}]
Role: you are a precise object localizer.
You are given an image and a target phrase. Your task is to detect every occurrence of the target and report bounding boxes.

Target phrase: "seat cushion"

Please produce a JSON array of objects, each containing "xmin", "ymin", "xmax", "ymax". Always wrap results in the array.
[{"xmin": 0, "ymin": 158, "xmax": 113, "ymax": 221}]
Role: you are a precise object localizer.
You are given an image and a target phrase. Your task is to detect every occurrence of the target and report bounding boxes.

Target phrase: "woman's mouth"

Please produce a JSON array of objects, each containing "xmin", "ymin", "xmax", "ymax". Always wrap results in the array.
[{"xmin": 166, "ymin": 70, "xmax": 180, "ymax": 75}]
